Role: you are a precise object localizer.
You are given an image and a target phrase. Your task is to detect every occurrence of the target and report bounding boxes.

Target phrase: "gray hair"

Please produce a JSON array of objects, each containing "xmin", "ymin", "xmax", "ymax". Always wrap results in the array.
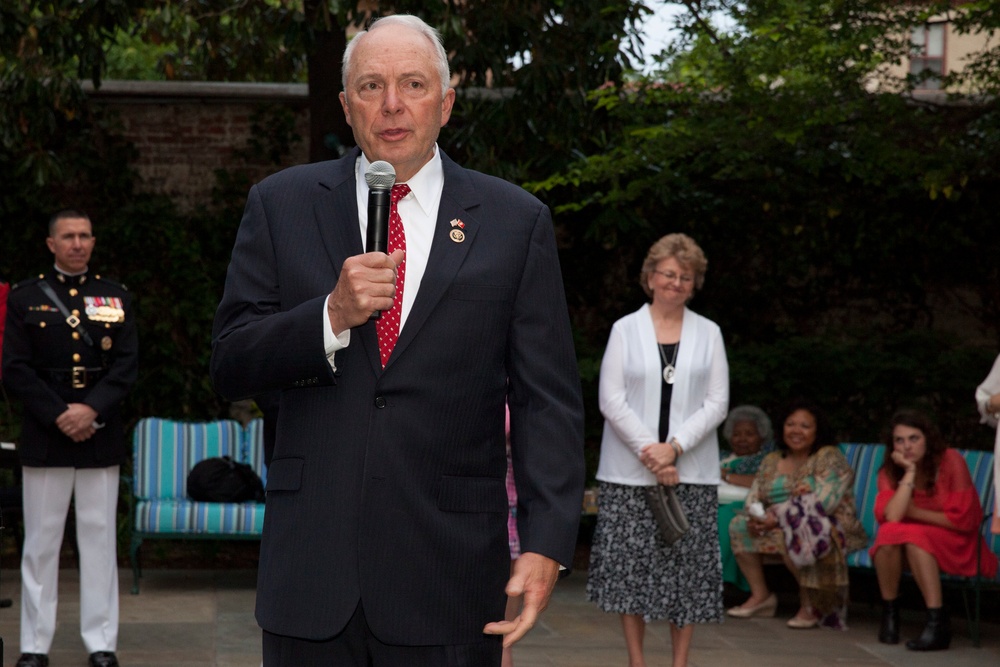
[
  {"xmin": 722, "ymin": 405, "xmax": 773, "ymax": 444},
  {"xmin": 342, "ymin": 14, "xmax": 451, "ymax": 96}
]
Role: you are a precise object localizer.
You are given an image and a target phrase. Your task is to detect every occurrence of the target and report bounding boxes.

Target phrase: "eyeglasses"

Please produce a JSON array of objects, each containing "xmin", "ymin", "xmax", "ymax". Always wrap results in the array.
[{"xmin": 652, "ymin": 270, "xmax": 694, "ymax": 285}]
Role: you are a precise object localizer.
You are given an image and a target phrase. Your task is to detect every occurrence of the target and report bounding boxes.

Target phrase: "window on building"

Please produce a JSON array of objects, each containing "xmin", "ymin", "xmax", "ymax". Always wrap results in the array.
[{"xmin": 910, "ymin": 23, "xmax": 946, "ymax": 90}]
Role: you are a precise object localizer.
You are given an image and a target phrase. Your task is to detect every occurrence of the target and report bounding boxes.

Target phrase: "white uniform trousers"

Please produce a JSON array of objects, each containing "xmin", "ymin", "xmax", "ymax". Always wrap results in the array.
[{"xmin": 20, "ymin": 466, "xmax": 120, "ymax": 654}]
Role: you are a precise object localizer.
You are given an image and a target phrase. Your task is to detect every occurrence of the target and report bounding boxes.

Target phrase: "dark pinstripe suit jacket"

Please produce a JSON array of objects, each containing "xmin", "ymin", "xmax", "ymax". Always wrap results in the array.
[{"xmin": 210, "ymin": 148, "xmax": 584, "ymax": 644}]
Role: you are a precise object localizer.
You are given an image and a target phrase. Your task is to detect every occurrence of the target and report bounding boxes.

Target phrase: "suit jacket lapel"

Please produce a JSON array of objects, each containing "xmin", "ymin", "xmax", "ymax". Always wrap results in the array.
[
  {"xmin": 387, "ymin": 153, "xmax": 481, "ymax": 367},
  {"xmin": 314, "ymin": 147, "xmax": 364, "ymax": 271},
  {"xmin": 312, "ymin": 148, "xmax": 385, "ymax": 376}
]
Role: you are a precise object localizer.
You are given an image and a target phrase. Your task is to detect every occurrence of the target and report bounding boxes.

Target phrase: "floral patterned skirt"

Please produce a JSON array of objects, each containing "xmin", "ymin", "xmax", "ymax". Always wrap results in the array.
[
  {"xmin": 586, "ymin": 481, "xmax": 723, "ymax": 625},
  {"xmin": 730, "ymin": 512, "xmax": 852, "ymax": 630}
]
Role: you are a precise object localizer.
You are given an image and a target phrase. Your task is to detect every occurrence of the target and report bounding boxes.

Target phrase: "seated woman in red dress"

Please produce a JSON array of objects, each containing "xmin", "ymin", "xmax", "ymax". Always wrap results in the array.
[{"xmin": 872, "ymin": 409, "xmax": 999, "ymax": 651}]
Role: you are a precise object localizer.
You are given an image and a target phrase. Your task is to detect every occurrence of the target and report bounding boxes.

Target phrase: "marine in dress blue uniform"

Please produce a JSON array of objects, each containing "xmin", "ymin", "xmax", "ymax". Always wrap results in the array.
[{"xmin": 2, "ymin": 210, "xmax": 137, "ymax": 667}]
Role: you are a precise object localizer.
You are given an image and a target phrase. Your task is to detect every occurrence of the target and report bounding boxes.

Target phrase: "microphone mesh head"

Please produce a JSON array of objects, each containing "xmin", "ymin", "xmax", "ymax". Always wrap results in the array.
[{"xmin": 365, "ymin": 160, "xmax": 396, "ymax": 190}]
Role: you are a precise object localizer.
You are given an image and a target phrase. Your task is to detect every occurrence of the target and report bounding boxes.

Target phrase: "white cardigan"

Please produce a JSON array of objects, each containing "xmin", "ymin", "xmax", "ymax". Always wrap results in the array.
[
  {"xmin": 596, "ymin": 303, "xmax": 729, "ymax": 486},
  {"xmin": 975, "ymin": 353, "xmax": 1000, "ymax": 529}
]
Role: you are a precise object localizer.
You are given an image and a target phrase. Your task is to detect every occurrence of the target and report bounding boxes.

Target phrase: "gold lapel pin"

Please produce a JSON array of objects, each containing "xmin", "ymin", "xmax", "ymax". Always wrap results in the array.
[{"xmin": 449, "ymin": 219, "xmax": 466, "ymax": 243}]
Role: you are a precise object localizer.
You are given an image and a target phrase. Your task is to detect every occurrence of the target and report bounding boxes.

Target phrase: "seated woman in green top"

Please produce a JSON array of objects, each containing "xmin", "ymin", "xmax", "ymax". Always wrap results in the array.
[{"xmin": 718, "ymin": 405, "xmax": 775, "ymax": 589}]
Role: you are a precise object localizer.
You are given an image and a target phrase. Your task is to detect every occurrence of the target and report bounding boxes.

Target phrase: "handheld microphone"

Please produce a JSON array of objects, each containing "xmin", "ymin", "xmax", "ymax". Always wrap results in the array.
[{"xmin": 365, "ymin": 160, "xmax": 396, "ymax": 319}]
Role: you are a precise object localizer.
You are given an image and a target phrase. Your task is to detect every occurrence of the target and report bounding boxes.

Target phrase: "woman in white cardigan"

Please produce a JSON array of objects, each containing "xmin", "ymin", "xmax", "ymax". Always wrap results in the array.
[
  {"xmin": 587, "ymin": 233, "xmax": 729, "ymax": 667},
  {"xmin": 975, "ymin": 354, "xmax": 1000, "ymax": 535}
]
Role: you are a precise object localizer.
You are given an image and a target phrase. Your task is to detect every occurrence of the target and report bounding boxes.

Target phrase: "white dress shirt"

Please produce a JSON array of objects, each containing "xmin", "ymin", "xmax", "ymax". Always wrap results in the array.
[{"xmin": 322, "ymin": 147, "xmax": 445, "ymax": 363}]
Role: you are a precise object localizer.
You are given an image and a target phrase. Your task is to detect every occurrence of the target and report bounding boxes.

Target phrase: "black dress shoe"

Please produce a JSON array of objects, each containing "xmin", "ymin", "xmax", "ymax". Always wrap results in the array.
[
  {"xmin": 878, "ymin": 597, "xmax": 900, "ymax": 644},
  {"xmin": 89, "ymin": 651, "xmax": 121, "ymax": 667},
  {"xmin": 906, "ymin": 606, "xmax": 951, "ymax": 651},
  {"xmin": 15, "ymin": 654, "xmax": 49, "ymax": 667}
]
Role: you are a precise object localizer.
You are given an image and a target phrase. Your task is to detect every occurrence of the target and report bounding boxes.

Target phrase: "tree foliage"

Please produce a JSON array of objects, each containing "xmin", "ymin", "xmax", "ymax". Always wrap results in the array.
[
  {"xmin": 4, "ymin": 0, "xmax": 998, "ymax": 459},
  {"xmin": 536, "ymin": 0, "xmax": 1000, "ymax": 449},
  {"xmin": 1, "ymin": 1, "xmax": 653, "ymax": 436}
]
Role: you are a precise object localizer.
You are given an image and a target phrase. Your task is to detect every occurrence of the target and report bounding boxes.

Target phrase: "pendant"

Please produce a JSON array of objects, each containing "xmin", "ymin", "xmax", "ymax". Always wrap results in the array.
[{"xmin": 663, "ymin": 364, "xmax": 676, "ymax": 384}]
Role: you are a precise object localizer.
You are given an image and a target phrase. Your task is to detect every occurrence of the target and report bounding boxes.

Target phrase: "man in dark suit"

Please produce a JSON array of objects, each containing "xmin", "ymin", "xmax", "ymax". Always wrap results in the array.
[
  {"xmin": 3, "ymin": 210, "xmax": 137, "ymax": 667},
  {"xmin": 210, "ymin": 13, "xmax": 584, "ymax": 667}
]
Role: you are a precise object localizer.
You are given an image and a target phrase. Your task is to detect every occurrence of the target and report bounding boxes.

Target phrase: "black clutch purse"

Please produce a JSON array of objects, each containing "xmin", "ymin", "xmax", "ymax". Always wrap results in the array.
[{"xmin": 643, "ymin": 484, "xmax": 690, "ymax": 547}]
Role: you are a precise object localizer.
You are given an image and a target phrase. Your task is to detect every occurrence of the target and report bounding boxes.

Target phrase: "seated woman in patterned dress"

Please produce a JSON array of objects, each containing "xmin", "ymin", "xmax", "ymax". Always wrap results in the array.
[
  {"xmin": 727, "ymin": 399, "xmax": 867, "ymax": 629},
  {"xmin": 718, "ymin": 405, "xmax": 775, "ymax": 590},
  {"xmin": 872, "ymin": 409, "xmax": 999, "ymax": 651}
]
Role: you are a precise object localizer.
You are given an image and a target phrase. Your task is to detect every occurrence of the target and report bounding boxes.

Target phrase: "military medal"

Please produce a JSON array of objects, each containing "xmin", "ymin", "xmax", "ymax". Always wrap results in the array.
[{"xmin": 85, "ymin": 296, "xmax": 125, "ymax": 323}]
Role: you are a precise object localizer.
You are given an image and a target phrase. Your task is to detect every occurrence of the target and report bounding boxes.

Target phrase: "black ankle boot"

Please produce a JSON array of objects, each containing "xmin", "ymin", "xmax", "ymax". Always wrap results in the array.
[
  {"xmin": 906, "ymin": 606, "xmax": 951, "ymax": 651},
  {"xmin": 878, "ymin": 598, "xmax": 900, "ymax": 644}
]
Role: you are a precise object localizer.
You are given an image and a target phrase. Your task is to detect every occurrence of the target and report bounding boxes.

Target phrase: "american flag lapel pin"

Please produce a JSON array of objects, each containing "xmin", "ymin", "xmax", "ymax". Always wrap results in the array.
[{"xmin": 449, "ymin": 218, "xmax": 466, "ymax": 243}]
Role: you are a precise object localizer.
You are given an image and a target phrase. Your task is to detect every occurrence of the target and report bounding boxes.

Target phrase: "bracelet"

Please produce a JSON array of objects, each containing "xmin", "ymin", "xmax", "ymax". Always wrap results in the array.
[
  {"xmin": 901, "ymin": 480, "xmax": 915, "ymax": 489},
  {"xmin": 670, "ymin": 439, "xmax": 683, "ymax": 459}
]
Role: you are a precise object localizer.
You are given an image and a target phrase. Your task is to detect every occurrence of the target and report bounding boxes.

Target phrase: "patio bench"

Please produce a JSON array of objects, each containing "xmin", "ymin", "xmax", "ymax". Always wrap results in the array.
[{"xmin": 128, "ymin": 417, "xmax": 267, "ymax": 593}]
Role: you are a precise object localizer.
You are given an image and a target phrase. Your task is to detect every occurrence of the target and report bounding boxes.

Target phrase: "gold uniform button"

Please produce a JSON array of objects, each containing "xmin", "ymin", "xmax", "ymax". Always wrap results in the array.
[
  {"xmin": 72, "ymin": 353, "xmax": 81, "ymax": 362},
  {"xmin": 69, "ymin": 288, "xmax": 78, "ymax": 297},
  {"xmin": 72, "ymin": 309, "xmax": 80, "ymax": 316},
  {"xmin": 72, "ymin": 332, "xmax": 80, "ymax": 340},
  {"xmin": 39, "ymin": 321, "xmax": 46, "ymax": 328}
]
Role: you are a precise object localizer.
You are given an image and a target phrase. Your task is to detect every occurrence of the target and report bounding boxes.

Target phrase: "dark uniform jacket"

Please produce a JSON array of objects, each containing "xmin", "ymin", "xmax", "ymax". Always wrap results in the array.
[{"xmin": 2, "ymin": 271, "xmax": 138, "ymax": 467}]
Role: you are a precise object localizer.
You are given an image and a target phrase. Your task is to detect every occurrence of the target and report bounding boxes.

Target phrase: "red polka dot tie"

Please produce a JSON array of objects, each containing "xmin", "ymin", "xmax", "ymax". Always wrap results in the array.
[{"xmin": 376, "ymin": 183, "xmax": 411, "ymax": 367}]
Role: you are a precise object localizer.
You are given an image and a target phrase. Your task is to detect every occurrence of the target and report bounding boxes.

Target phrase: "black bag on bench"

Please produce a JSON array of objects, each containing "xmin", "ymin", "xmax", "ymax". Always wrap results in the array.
[{"xmin": 187, "ymin": 456, "xmax": 265, "ymax": 503}]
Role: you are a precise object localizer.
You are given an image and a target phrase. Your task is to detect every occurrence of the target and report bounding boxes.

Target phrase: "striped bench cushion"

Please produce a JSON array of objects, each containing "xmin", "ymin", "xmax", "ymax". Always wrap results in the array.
[
  {"xmin": 839, "ymin": 442, "xmax": 885, "ymax": 569},
  {"xmin": 957, "ymin": 449, "xmax": 1000, "ymax": 582},
  {"xmin": 132, "ymin": 417, "xmax": 242, "ymax": 500},
  {"xmin": 134, "ymin": 498, "xmax": 265, "ymax": 535}
]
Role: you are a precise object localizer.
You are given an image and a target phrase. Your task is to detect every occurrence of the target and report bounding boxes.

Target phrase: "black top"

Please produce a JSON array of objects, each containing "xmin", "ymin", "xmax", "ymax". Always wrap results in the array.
[
  {"xmin": 657, "ymin": 342, "xmax": 677, "ymax": 442},
  {"xmin": 2, "ymin": 270, "xmax": 138, "ymax": 467}
]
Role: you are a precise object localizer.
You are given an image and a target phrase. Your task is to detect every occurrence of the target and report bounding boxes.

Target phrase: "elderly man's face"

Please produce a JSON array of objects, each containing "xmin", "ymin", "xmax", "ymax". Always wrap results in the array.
[{"xmin": 340, "ymin": 24, "xmax": 456, "ymax": 183}]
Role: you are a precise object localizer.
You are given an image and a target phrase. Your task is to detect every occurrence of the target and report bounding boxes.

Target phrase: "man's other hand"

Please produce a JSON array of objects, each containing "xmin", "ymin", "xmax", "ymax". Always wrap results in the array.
[{"xmin": 482, "ymin": 551, "xmax": 560, "ymax": 647}]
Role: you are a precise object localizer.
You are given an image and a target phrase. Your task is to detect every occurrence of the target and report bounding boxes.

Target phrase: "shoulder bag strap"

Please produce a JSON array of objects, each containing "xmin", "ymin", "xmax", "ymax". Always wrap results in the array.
[{"xmin": 38, "ymin": 280, "xmax": 94, "ymax": 347}]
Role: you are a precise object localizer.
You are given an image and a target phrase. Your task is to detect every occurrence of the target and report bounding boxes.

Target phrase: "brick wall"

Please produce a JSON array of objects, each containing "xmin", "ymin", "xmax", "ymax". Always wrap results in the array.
[{"xmin": 85, "ymin": 80, "xmax": 311, "ymax": 212}]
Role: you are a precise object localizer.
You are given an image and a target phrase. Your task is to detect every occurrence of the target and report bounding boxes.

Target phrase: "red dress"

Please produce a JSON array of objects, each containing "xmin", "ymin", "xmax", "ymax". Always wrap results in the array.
[{"xmin": 871, "ymin": 448, "xmax": 998, "ymax": 578}]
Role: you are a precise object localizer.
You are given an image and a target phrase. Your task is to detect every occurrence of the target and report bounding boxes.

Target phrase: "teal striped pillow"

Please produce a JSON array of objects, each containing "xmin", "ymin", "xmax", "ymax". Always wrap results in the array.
[
  {"xmin": 960, "ymin": 449, "xmax": 1000, "ymax": 563},
  {"xmin": 839, "ymin": 443, "xmax": 885, "ymax": 568},
  {"xmin": 132, "ymin": 418, "xmax": 242, "ymax": 500}
]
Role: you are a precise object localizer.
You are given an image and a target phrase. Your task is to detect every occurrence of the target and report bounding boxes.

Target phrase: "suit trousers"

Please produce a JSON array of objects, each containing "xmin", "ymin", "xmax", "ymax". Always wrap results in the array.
[
  {"xmin": 262, "ymin": 602, "xmax": 502, "ymax": 667},
  {"xmin": 20, "ymin": 466, "xmax": 120, "ymax": 654}
]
